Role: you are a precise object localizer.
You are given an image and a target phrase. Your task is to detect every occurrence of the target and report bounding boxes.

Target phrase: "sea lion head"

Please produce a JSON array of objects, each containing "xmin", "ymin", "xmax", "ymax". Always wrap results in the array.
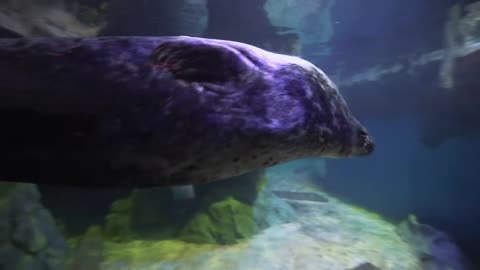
[
  {"xmin": 150, "ymin": 36, "xmax": 374, "ymax": 178},
  {"xmin": 282, "ymin": 58, "xmax": 375, "ymax": 158}
]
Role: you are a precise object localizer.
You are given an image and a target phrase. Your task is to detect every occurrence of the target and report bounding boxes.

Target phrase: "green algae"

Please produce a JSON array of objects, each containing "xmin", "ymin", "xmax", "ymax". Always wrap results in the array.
[
  {"xmin": 67, "ymin": 226, "xmax": 219, "ymax": 267},
  {"xmin": 103, "ymin": 187, "xmax": 183, "ymax": 242},
  {"xmin": 65, "ymin": 225, "xmax": 104, "ymax": 270},
  {"xmin": 104, "ymin": 198, "xmax": 135, "ymax": 242},
  {"xmin": 179, "ymin": 172, "xmax": 267, "ymax": 244},
  {"xmin": 0, "ymin": 182, "xmax": 17, "ymax": 198},
  {"xmin": 74, "ymin": 169, "xmax": 266, "ymax": 267},
  {"xmin": 180, "ymin": 196, "xmax": 258, "ymax": 244},
  {"xmin": 102, "ymin": 240, "xmax": 219, "ymax": 265}
]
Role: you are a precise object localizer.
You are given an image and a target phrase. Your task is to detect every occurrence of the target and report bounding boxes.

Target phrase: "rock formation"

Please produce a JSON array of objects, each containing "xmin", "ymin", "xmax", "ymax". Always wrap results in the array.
[
  {"xmin": 94, "ymin": 162, "xmax": 472, "ymax": 270},
  {"xmin": 0, "ymin": 183, "xmax": 68, "ymax": 270},
  {"xmin": 180, "ymin": 170, "xmax": 296, "ymax": 244},
  {"xmin": 102, "ymin": 170, "xmax": 295, "ymax": 245},
  {"xmin": 396, "ymin": 215, "xmax": 474, "ymax": 270},
  {"xmin": 0, "ymin": 0, "xmax": 99, "ymax": 37},
  {"xmin": 264, "ymin": 0, "xmax": 335, "ymax": 51}
]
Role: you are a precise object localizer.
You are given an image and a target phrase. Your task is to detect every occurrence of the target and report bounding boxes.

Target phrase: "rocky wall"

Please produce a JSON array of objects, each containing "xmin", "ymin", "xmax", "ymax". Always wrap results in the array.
[
  {"xmin": 0, "ymin": 183, "xmax": 68, "ymax": 270},
  {"xmin": 0, "ymin": 0, "xmax": 99, "ymax": 37}
]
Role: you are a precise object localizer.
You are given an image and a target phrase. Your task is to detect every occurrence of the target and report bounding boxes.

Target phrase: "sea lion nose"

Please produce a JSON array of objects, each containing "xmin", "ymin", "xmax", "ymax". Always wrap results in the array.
[
  {"xmin": 362, "ymin": 135, "xmax": 375, "ymax": 154},
  {"xmin": 352, "ymin": 128, "xmax": 375, "ymax": 156}
]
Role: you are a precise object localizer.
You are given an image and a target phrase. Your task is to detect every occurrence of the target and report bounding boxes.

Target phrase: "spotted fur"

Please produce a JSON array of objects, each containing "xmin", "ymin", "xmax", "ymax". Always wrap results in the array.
[{"xmin": 0, "ymin": 36, "xmax": 373, "ymax": 187}]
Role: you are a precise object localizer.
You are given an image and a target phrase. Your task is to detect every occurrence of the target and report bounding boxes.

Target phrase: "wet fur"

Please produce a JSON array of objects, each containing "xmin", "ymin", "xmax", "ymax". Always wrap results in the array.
[{"xmin": 0, "ymin": 36, "xmax": 372, "ymax": 186}]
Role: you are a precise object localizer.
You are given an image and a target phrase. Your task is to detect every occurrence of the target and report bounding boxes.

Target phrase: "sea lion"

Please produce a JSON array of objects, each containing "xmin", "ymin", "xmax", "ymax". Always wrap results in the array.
[{"xmin": 0, "ymin": 36, "xmax": 374, "ymax": 187}]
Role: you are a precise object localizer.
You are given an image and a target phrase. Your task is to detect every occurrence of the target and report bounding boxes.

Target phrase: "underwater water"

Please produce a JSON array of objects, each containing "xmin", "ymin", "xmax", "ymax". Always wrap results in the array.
[{"xmin": 1, "ymin": 0, "xmax": 480, "ymax": 269}]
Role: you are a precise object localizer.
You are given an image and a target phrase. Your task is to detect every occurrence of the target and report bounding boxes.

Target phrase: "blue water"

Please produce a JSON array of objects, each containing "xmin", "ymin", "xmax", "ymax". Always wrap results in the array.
[{"xmin": 325, "ymin": 116, "xmax": 480, "ymax": 258}]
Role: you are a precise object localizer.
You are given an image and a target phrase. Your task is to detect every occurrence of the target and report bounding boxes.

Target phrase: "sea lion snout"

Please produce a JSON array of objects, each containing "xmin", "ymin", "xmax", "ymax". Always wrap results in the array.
[{"xmin": 351, "ymin": 127, "xmax": 375, "ymax": 156}]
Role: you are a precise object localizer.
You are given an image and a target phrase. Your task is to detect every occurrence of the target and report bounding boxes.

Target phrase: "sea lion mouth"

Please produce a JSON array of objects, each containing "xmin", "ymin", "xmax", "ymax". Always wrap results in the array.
[
  {"xmin": 352, "ymin": 132, "xmax": 375, "ymax": 156},
  {"xmin": 361, "ymin": 135, "xmax": 375, "ymax": 155}
]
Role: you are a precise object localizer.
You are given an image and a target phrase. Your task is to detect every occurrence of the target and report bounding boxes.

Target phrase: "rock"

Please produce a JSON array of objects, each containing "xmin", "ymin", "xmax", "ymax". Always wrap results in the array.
[
  {"xmin": 348, "ymin": 262, "xmax": 382, "ymax": 270},
  {"xmin": 101, "ymin": 170, "xmax": 295, "ymax": 245},
  {"xmin": 0, "ymin": 0, "xmax": 99, "ymax": 37},
  {"xmin": 396, "ymin": 215, "xmax": 474, "ymax": 270},
  {"xmin": 179, "ymin": 171, "xmax": 265, "ymax": 244},
  {"xmin": 103, "ymin": 186, "xmax": 191, "ymax": 241},
  {"xmin": 180, "ymin": 170, "xmax": 296, "ymax": 244},
  {"xmin": 65, "ymin": 226, "xmax": 104, "ymax": 270},
  {"xmin": 11, "ymin": 209, "xmax": 49, "ymax": 253},
  {"xmin": 99, "ymin": 186, "xmax": 423, "ymax": 270},
  {"xmin": 129, "ymin": 187, "xmax": 185, "ymax": 238},
  {"xmin": 459, "ymin": 2, "xmax": 480, "ymax": 45},
  {"xmin": 272, "ymin": 190, "xmax": 328, "ymax": 202},
  {"xmin": 264, "ymin": 0, "xmax": 335, "ymax": 50},
  {"xmin": 180, "ymin": 196, "xmax": 258, "ymax": 244},
  {"xmin": 104, "ymin": 197, "xmax": 134, "ymax": 242},
  {"xmin": 252, "ymin": 187, "xmax": 297, "ymax": 230},
  {"xmin": 69, "ymin": 1, "xmax": 110, "ymax": 28},
  {"xmin": 0, "ymin": 182, "xmax": 68, "ymax": 270}
]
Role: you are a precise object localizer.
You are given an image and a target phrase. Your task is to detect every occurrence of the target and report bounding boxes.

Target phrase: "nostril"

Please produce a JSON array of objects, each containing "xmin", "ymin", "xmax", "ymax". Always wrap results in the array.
[
  {"xmin": 365, "ymin": 140, "xmax": 375, "ymax": 153},
  {"xmin": 359, "ymin": 129, "xmax": 368, "ymax": 136},
  {"xmin": 351, "ymin": 125, "xmax": 375, "ymax": 156}
]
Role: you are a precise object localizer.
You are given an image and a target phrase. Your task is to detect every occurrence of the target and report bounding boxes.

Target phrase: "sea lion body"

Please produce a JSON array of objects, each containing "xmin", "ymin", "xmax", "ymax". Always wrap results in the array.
[{"xmin": 0, "ymin": 36, "xmax": 373, "ymax": 186}]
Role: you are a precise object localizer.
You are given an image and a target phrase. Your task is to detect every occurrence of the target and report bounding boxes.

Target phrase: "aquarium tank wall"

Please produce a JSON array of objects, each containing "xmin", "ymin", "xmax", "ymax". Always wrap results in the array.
[{"xmin": 0, "ymin": 0, "xmax": 479, "ymax": 269}]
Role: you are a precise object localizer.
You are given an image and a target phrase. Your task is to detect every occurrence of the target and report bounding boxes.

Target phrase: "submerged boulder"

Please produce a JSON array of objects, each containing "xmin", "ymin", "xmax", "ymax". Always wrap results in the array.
[
  {"xmin": 180, "ymin": 196, "xmax": 258, "ymax": 244},
  {"xmin": 102, "ymin": 170, "xmax": 295, "ymax": 245},
  {"xmin": 103, "ymin": 186, "xmax": 192, "ymax": 242},
  {"xmin": 0, "ymin": 0, "xmax": 99, "ymax": 37},
  {"xmin": 180, "ymin": 170, "xmax": 296, "ymax": 244},
  {"xmin": 128, "ymin": 187, "xmax": 182, "ymax": 238},
  {"xmin": 264, "ymin": 0, "xmax": 335, "ymax": 54},
  {"xmin": 65, "ymin": 226, "xmax": 104, "ymax": 270},
  {"xmin": 0, "ymin": 182, "xmax": 68, "ymax": 270},
  {"xmin": 396, "ymin": 215, "xmax": 475, "ymax": 270},
  {"xmin": 104, "ymin": 197, "xmax": 135, "ymax": 242},
  {"xmin": 347, "ymin": 262, "xmax": 382, "ymax": 270},
  {"xmin": 459, "ymin": 2, "xmax": 480, "ymax": 45}
]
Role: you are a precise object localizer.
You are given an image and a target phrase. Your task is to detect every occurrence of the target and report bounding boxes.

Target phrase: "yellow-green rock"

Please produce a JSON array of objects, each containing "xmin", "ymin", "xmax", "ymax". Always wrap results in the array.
[
  {"xmin": 65, "ymin": 225, "xmax": 104, "ymax": 270},
  {"xmin": 180, "ymin": 197, "xmax": 257, "ymax": 244},
  {"xmin": 104, "ymin": 198, "xmax": 134, "ymax": 242}
]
